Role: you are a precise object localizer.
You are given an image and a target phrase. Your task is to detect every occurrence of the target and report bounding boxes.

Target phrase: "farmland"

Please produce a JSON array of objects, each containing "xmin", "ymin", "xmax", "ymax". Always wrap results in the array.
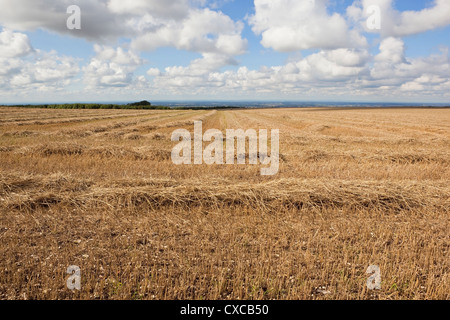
[{"xmin": 0, "ymin": 106, "xmax": 448, "ymax": 300}]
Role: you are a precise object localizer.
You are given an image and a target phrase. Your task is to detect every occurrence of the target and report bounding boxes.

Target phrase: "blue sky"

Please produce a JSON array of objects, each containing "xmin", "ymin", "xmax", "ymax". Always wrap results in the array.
[{"xmin": 0, "ymin": 0, "xmax": 449, "ymax": 103}]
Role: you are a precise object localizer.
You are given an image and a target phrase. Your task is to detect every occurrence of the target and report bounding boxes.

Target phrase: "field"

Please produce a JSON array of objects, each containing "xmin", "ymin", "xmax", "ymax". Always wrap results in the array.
[{"xmin": 0, "ymin": 106, "xmax": 448, "ymax": 300}]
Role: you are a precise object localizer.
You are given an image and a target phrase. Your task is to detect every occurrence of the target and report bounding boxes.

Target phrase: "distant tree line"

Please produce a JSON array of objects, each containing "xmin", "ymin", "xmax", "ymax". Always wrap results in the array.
[
  {"xmin": 1, "ymin": 100, "xmax": 170, "ymax": 110},
  {"xmin": 1, "ymin": 100, "xmax": 247, "ymax": 110}
]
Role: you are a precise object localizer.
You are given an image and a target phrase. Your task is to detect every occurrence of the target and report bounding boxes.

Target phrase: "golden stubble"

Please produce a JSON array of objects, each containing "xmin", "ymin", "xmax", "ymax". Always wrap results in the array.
[{"xmin": 0, "ymin": 107, "xmax": 448, "ymax": 300}]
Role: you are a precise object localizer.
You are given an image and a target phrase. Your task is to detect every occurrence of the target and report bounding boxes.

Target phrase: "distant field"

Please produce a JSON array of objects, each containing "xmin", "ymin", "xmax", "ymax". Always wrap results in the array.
[{"xmin": 0, "ymin": 107, "xmax": 448, "ymax": 300}]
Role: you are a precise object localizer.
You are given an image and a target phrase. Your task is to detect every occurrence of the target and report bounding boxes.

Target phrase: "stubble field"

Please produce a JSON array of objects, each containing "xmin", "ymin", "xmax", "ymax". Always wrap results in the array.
[{"xmin": 0, "ymin": 106, "xmax": 448, "ymax": 300}]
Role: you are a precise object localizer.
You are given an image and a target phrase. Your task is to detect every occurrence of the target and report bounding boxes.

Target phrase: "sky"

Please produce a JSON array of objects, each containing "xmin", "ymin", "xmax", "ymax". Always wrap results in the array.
[{"xmin": 0, "ymin": 0, "xmax": 449, "ymax": 104}]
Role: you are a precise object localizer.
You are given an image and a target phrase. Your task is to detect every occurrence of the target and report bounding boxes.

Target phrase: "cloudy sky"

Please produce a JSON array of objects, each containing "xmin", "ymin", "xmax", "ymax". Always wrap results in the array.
[{"xmin": 0, "ymin": 0, "xmax": 449, "ymax": 103}]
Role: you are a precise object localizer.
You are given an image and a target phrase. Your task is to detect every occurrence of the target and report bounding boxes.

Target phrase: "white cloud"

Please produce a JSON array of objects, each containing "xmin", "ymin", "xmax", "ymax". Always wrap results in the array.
[
  {"xmin": 0, "ymin": 0, "xmax": 449, "ymax": 102},
  {"xmin": 147, "ymin": 68, "xmax": 161, "ymax": 77},
  {"xmin": 146, "ymin": 47, "xmax": 371, "ymax": 95},
  {"xmin": 83, "ymin": 45, "xmax": 144, "ymax": 87},
  {"xmin": 298, "ymin": 48, "xmax": 370, "ymax": 80},
  {"xmin": 1, "ymin": 53, "xmax": 79, "ymax": 89},
  {"xmin": 10, "ymin": 74, "xmax": 32, "ymax": 86},
  {"xmin": 32, "ymin": 51, "xmax": 80, "ymax": 82},
  {"xmin": 0, "ymin": 29, "xmax": 33, "ymax": 58},
  {"xmin": 374, "ymin": 37, "xmax": 405, "ymax": 64},
  {"xmin": 150, "ymin": 52, "xmax": 238, "ymax": 92},
  {"xmin": 107, "ymin": 0, "xmax": 190, "ymax": 19},
  {"xmin": 0, "ymin": 0, "xmax": 130, "ymax": 42},
  {"xmin": 349, "ymin": 0, "xmax": 450, "ymax": 37},
  {"xmin": 0, "ymin": 0, "xmax": 247, "ymax": 89},
  {"xmin": 395, "ymin": 0, "xmax": 450, "ymax": 36},
  {"xmin": 93, "ymin": 44, "xmax": 143, "ymax": 66},
  {"xmin": 249, "ymin": 0, "xmax": 366, "ymax": 51},
  {"xmin": 371, "ymin": 38, "xmax": 450, "ymax": 84},
  {"xmin": 130, "ymin": 8, "xmax": 246, "ymax": 55},
  {"xmin": 400, "ymin": 81, "xmax": 424, "ymax": 92},
  {"xmin": 0, "ymin": 57, "xmax": 22, "ymax": 76},
  {"xmin": 143, "ymin": 39, "xmax": 449, "ymax": 100},
  {"xmin": 0, "ymin": 0, "xmax": 247, "ymax": 56},
  {"xmin": 0, "ymin": 30, "xmax": 80, "ymax": 92}
]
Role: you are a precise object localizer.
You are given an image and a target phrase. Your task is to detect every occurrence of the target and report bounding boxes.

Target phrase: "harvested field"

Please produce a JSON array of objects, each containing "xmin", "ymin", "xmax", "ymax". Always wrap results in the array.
[{"xmin": 0, "ymin": 107, "xmax": 449, "ymax": 300}]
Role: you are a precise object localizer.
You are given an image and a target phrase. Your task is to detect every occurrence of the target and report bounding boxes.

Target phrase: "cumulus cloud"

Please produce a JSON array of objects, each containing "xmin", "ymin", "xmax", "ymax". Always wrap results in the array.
[
  {"xmin": 107, "ymin": 0, "xmax": 190, "ymax": 19},
  {"xmin": 0, "ymin": 0, "xmax": 247, "ymax": 88},
  {"xmin": 0, "ymin": 0, "xmax": 248, "ymax": 98},
  {"xmin": 145, "ymin": 39, "xmax": 449, "ymax": 100},
  {"xmin": 249, "ymin": 0, "xmax": 366, "ymax": 51},
  {"xmin": 0, "ymin": 0, "xmax": 129, "ymax": 42},
  {"xmin": 0, "ymin": 29, "xmax": 79, "ymax": 92},
  {"xmin": 348, "ymin": 0, "xmax": 450, "ymax": 37},
  {"xmin": 83, "ymin": 45, "xmax": 144, "ymax": 87},
  {"xmin": 147, "ymin": 52, "xmax": 238, "ymax": 93},
  {"xmin": 396, "ymin": 0, "xmax": 450, "ymax": 36},
  {"xmin": 1, "ymin": 51, "xmax": 79, "ymax": 91},
  {"xmin": 32, "ymin": 51, "xmax": 80, "ymax": 83},
  {"xmin": 0, "ymin": 0, "xmax": 449, "ymax": 101},
  {"xmin": 0, "ymin": 29, "xmax": 33, "ymax": 58},
  {"xmin": 146, "ymin": 47, "xmax": 371, "ymax": 96},
  {"xmin": 374, "ymin": 37, "xmax": 405, "ymax": 64},
  {"xmin": 0, "ymin": 58, "xmax": 22, "ymax": 77},
  {"xmin": 130, "ymin": 8, "xmax": 246, "ymax": 55},
  {"xmin": 370, "ymin": 38, "xmax": 449, "ymax": 82},
  {"xmin": 0, "ymin": 0, "xmax": 247, "ymax": 55},
  {"xmin": 147, "ymin": 68, "xmax": 161, "ymax": 77}
]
